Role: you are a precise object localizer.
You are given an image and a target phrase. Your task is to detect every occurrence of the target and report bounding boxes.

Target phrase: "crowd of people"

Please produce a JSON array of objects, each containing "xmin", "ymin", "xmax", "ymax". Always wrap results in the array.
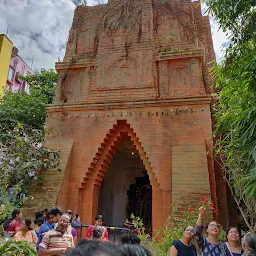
[
  {"xmin": 169, "ymin": 206, "xmax": 256, "ymax": 256},
  {"xmin": 1, "ymin": 205, "xmax": 256, "ymax": 256},
  {"xmin": 1, "ymin": 207, "xmax": 150, "ymax": 255}
]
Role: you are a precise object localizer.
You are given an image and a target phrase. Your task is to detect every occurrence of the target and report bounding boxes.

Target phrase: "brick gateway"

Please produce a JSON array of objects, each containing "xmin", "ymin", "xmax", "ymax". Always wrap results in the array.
[{"xmin": 23, "ymin": 0, "xmax": 230, "ymax": 234}]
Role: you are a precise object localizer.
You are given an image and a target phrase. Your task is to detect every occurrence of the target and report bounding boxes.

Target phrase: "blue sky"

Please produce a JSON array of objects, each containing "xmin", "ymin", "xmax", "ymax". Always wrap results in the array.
[{"xmin": 0, "ymin": 0, "xmax": 228, "ymax": 72}]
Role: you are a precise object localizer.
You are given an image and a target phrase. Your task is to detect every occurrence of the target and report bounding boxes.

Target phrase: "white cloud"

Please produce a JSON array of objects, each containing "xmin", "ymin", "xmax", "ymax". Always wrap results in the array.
[
  {"xmin": 0, "ymin": 0, "xmax": 227, "ymax": 71},
  {"xmin": 0, "ymin": 0, "xmax": 76, "ymax": 72}
]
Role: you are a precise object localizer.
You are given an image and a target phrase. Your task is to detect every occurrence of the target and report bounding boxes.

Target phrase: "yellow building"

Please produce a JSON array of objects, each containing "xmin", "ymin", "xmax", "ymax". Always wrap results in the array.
[{"xmin": 0, "ymin": 34, "xmax": 13, "ymax": 96}]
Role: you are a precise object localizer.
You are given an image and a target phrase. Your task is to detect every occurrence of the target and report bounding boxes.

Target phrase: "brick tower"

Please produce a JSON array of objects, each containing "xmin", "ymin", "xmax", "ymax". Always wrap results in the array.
[{"xmin": 24, "ymin": 0, "xmax": 225, "ymax": 234}]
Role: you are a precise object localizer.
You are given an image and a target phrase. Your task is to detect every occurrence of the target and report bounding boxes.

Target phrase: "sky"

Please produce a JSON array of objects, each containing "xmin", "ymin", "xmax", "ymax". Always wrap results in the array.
[{"xmin": 0, "ymin": 0, "xmax": 229, "ymax": 72}]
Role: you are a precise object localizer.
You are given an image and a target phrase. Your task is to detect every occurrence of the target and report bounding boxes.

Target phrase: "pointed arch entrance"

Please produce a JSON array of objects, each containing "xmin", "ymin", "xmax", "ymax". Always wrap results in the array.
[
  {"xmin": 98, "ymin": 135, "xmax": 152, "ymax": 230},
  {"xmin": 78, "ymin": 120, "xmax": 162, "ymax": 234}
]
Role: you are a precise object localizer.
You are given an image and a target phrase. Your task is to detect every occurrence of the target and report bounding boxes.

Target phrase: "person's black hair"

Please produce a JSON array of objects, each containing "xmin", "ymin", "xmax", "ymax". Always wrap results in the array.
[
  {"xmin": 42, "ymin": 208, "xmax": 48, "ymax": 214},
  {"xmin": 3, "ymin": 218, "xmax": 12, "ymax": 230},
  {"xmin": 34, "ymin": 217, "xmax": 44, "ymax": 226},
  {"xmin": 49, "ymin": 207, "xmax": 62, "ymax": 216},
  {"xmin": 11, "ymin": 209, "xmax": 21, "ymax": 219},
  {"xmin": 226, "ymin": 226, "xmax": 241, "ymax": 241},
  {"xmin": 121, "ymin": 233, "xmax": 141, "ymax": 245},
  {"xmin": 93, "ymin": 226, "xmax": 103, "ymax": 239},
  {"xmin": 46, "ymin": 213, "xmax": 52, "ymax": 220},
  {"xmin": 69, "ymin": 239, "xmax": 117, "ymax": 256},
  {"xmin": 35, "ymin": 211, "xmax": 43, "ymax": 220},
  {"xmin": 113, "ymin": 244, "xmax": 153, "ymax": 256},
  {"xmin": 23, "ymin": 219, "xmax": 32, "ymax": 230},
  {"xmin": 95, "ymin": 214, "xmax": 103, "ymax": 222},
  {"xmin": 132, "ymin": 235, "xmax": 141, "ymax": 245},
  {"xmin": 121, "ymin": 233, "xmax": 132, "ymax": 244}
]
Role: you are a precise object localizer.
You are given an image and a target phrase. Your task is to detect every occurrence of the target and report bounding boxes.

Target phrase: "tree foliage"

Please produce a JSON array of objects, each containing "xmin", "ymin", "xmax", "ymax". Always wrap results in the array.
[
  {"xmin": 0, "ymin": 238, "xmax": 37, "ymax": 255},
  {"xmin": 203, "ymin": 0, "xmax": 256, "ymax": 231},
  {"xmin": 0, "ymin": 69, "xmax": 59, "ymax": 222},
  {"xmin": 205, "ymin": 0, "xmax": 256, "ymax": 44},
  {"xmin": 0, "ymin": 69, "xmax": 57, "ymax": 137},
  {"xmin": 20, "ymin": 68, "xmax": 58, "ymax": 105},
  {"xmin": 0, "ymin": 125, "xmax": 60, "ymax": 189},
  {"xmin": 0, "ymin": 90, "xmax": 46, "ymax": 137}
]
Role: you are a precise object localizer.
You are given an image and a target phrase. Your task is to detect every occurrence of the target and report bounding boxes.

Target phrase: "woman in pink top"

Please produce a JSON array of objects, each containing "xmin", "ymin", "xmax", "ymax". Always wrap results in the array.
[
  {"xmin": 85, "ymin": 215, "xmax": 109, "ymax": 241},
  {"xmin": 14, "ymin": 219, "xmax": 38, "ymax": 248},
  {"xmin": 6, "ymin": 209, "xmax": 23, "ymax": 237}
]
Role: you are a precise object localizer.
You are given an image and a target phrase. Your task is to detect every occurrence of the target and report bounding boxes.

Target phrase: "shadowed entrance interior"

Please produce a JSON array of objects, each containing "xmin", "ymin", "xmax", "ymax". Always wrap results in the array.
[{"xmin": 98, "ymin": 136, "xmax": 152, "ymax": 231}]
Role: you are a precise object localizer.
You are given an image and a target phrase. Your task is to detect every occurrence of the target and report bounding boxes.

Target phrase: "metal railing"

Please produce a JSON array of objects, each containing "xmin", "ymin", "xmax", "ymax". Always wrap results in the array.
[{"xmin": 80, "ymin": 224, "xmax": 132, "ymax": 243}]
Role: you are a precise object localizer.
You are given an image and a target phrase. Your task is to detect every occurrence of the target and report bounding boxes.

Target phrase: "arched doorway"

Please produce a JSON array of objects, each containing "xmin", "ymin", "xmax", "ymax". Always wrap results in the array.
[
  {"xmin": 98, "ymin": 136, "xmax": 152, "ymax": 232},
  {"xmin": 79, "ymin": 120, "xmax": 162, "ymax": 235}
]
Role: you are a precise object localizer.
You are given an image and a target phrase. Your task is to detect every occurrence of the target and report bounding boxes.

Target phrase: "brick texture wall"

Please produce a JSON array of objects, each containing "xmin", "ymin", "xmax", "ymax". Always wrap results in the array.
[{"xmin": 23, "ymin": 0, "xmax": 227, "ymax": 234}]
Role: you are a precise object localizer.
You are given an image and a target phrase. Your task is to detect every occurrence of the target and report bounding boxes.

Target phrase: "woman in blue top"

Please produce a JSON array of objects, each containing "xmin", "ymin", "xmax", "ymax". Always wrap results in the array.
[
  {"xmin": 224, "ymin": 226, "xmax": 243, "ymax": 256},
  {"xmin": 169, "ymin": 225, "xmax": 197, "ymax": 256},
  {"xmin": 195, "ymin": 206, "xmax": 225, "ymax": 256}
]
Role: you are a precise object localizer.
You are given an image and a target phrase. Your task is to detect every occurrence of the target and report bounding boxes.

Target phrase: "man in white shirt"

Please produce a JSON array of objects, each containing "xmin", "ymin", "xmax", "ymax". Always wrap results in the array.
[{"xmin": 38, "ymin": 213, "xmax": 74, "ymax": 256}]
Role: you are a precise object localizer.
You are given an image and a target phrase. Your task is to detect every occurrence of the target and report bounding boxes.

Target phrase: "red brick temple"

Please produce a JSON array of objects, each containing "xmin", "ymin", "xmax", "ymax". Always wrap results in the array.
[{"xmin": 24, "ymin": 0, "xmax": 230, "ymax": 234}]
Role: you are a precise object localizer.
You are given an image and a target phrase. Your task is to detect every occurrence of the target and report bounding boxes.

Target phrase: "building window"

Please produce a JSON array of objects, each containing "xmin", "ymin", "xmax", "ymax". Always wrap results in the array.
[{"xmin": 7, "ymin": 66, "xmax": 15, "ymax": 82}]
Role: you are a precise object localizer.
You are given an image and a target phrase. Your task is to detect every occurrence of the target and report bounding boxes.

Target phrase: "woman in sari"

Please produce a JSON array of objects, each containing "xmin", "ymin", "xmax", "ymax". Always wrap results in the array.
[{"xmin": 14, "ymin": 219, "xmax": 38, "ymax": 248}]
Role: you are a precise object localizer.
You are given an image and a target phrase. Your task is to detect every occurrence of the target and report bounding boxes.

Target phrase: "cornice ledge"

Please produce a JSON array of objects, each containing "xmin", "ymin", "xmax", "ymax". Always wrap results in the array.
[
  {"xmin": 47, "ymin": 96, "xmax": 212, "ymax": 112},
  {"xmin": 156, "ymin": 48, "xmax": 205, "ymax": 64},
  {"xmin": 55, "ymin": 59, "xmax": 96, "ymax": 72}
]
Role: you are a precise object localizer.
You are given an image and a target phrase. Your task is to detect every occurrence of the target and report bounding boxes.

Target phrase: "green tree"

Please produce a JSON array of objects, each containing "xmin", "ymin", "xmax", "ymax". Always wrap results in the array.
[
  {"xmin": 20, "ymin": 68, "xmax": 58, "ymax": 105},
  {"xmin": 203, "ymin": 0, "xmax": 256, "ymax": 231},
  {"xmin": 204, "ymin": 0, "xmax": 255, "ymax": 44},
  {"xmin": 0, "ymin": 124, "xmax": 60, "ymax": 223},
  {"xmin": 0, "ymin": 69, "xmax": 58, "ymax": 137},
  {"xmin": 0, "ymin": 69, "xmax": 59, "ymax": 223}
]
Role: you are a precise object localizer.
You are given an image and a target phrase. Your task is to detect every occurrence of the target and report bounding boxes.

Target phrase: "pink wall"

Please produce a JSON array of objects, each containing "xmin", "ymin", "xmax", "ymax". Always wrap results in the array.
[{"xmin": 6, "ymin": 55, "xmax": 34, "ymax": 93}]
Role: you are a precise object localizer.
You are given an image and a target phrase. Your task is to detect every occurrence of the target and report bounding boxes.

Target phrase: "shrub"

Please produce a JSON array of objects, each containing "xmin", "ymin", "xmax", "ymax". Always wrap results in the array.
[
  {"xmin": 0, "ymin": 238, "xmax": 37, "ymax": 255},
  {"xmin": 124, "ymin": 213, "xmax": 150, "ymax": 247}
]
